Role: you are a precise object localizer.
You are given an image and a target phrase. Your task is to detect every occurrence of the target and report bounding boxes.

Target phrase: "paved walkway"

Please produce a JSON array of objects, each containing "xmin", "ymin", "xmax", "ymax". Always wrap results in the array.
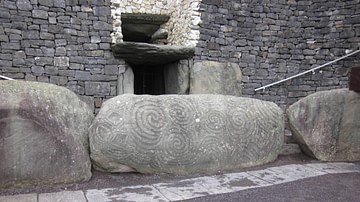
[{"xmin": 1, "ymin": 162, "xmax": 359, "ymax": 202}]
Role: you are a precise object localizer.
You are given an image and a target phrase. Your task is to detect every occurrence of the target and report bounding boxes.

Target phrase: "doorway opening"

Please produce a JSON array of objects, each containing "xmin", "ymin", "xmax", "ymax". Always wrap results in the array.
[{"xmin": 133, "ymin": 65, "xmax": 165, "ymax": 95}]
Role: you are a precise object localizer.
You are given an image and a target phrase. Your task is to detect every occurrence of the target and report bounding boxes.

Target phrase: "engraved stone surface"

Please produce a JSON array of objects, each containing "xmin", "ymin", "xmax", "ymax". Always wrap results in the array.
[
  {"xmin": 0, "ymin": 81, "xmax": 93, "ymax": 188},
  {"xmin": 287, "ymin": 88, "xmax": 360, "ymax": 161},
  {"xmin": 89, "ymin": 94, "xmax": 284, "ymax": 174},
  {"xmin": 190, "ymin": 61, "xmax": 242, "ymax": 96}
]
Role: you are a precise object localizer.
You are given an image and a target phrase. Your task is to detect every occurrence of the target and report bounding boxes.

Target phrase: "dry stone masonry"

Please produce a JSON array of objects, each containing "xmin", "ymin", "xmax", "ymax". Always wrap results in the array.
[
  {"xmin": 0, "ymin": 80, "xmax": 93, "ymax": 188},
  {"xmin": 196, "ymin": 0, "xmax": 360, "ymax": 109},
  {"xmin": 89, "ymin": 94, "xmax": 284, "ymax": 174},
  {"xmin": 1, "ymin": 0, "xmax": 359, "ymax": 111},
  {"xmin": 0, "ymin": 0, "xmax": 122, "ymax": 113}
]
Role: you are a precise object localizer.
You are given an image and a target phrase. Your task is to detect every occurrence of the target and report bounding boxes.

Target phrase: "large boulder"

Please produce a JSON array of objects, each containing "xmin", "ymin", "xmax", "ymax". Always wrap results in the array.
[
  {"xmin": 89, "ymin": 94, "xmax": 284, "ymax": 174},
  {"xmin": 0, "ymin": 81, "xmax": 93, "ymax": 188},
  {"xmin": 287, "ymin": 89, "xmax": 360, "ymax": 161},
  {"xmin": 190, "ymin": 61, "xmax": 242, "ymax": 96}
]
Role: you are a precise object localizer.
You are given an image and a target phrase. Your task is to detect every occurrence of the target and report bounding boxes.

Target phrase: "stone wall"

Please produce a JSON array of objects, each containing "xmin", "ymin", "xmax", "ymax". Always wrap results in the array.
[
  {"xmin": 1, "ymin": 0, "xmax": 360, "ymax": 112},
  {"xmin": 195, "ymin": 0, "xmax": 360, "ymax": 109},
  {"xmin": 0, "ymin": 0, "xmax": 122, "ymax": 113},
  {"xmin": 112, "ymin": 0, "xmax": 201, "ymax": 46}
]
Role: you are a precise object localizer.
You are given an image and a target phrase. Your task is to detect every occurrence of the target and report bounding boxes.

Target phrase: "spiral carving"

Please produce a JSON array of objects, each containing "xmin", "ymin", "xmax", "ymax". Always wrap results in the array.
[
  {"xmin": 130, "ymin": 98, "xmax": 167, "ymax": 145},
  {"xmin": 167, "ymin": 97, "xmax": 197, "ymax": 126},
  {"xmin": 227, "ymin": 107, "xmax": 258, "ymax": 140},
  {"xmin": 204, "ymin": 109, "xmax": 227, "ymax": 134},
  {"xmin": 90, "ymin": 95, "xmax": 284, "ymax": 174},
  {"xmin": 156, "ymin": 127, "xmax": 196, "ymax": 166},
  {"xmin": 198, "ymin": 135, "xmax": 228, "ymax": 165}
]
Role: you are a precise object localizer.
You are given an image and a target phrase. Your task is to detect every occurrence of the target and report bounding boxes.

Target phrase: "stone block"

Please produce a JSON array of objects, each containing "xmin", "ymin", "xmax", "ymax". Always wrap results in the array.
[
  {"xmin": 31, "ymin": 66, "xmax": 45, "ymax": 74},
  {"xmin": 32, "ymin": 10, "xmax": 48, "ymax": 19},
  {"xmin": 58, "ymin": 70, "xmax": 75, "ymax": 77},
  {"xmin": 104, "ymin": 65, "xmax": 118, "ymax": 75},
  {"xmin": 16, "ymin": 0, "xmax": 33, "ymax": 10},
  {"xmin": 0, "ymin": 81, "xmax": 93, "ymax": 188},
  {"xmin": 45, "ymin": 66, "xmax": 58, "ymax": 75},
  {"xmin": 85, "ymin": 81, "xmax": 110, "ymax": 96},
  {"xmin": 38, "ymin": 0, "xmax": 53, "ymax": 6},
  {"xmin": 89, "ymin": 94, "xmax": 284, "ymax": 174},
  {"xmin": 69, "ymin": 63, "xmax": 84, "ymax": 70},
  {"xmin": 0, "ymin": 9, "xmax": 10, "ymax": 18},
  {"xmin": 50, "ymin": 76, "xmax": 68, "ymax": 85},
  {"xmin": 93, "ymin": 21, "xmax": 112, "ymax": 31},
  {"xmin": 35, "ymin": 57, "xmax": 53, "ymax": 66},
  {"xmin": 75, "ymin": 70, "xmax": 91, "ymax": 80},
  {"xmin": 54, "ymin": 0, "xmax": 66, "ymax": 8},
  {"xmin": 190, "ymin": 61, "xmax": 242, "ymax": 96},
  {"xmin": 54, "ymin": 57, "xmax": 69, "ymax": 67},
  {"xmin": 55, "ymin": 47, "xmax": 66, "ymax": 56}
]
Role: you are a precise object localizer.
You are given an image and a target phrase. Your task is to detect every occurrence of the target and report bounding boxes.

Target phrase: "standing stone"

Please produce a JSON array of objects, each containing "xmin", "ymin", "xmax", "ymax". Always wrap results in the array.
[
  {"xmin": 117, "ymin": 66, "xmax": 134, "ymax": 95},
  {"xmin": 287, "ymin": 89, "xmax": 360, "ymax": 161},
  {"xmin": 89, "ymin": 94, "xmax": 284, "ymax": 174},
  {"xmin": 190, "ymin": 61, "xmax": 242, "ymax": 96},
  {"xmin": 0, "ymin": 81, "xmax": 93, "ymax": 188},
  {"xmin": 164, "ymin": 59, "xmax": 190, "ymax": 94}
]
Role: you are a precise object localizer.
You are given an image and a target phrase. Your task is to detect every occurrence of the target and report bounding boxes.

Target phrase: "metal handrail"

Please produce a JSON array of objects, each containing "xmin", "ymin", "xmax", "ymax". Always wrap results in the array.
[
  {"xmin": 0, "ymin": 75, "xmax": 14, "ymax": 80},
  {"xmin": 254, "ymin": 49, "xmax": 360, "ymax": 92}
]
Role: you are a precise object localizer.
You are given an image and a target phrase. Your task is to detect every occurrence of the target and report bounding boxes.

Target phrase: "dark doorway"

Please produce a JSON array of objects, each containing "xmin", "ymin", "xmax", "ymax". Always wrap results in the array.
[{"xmin": 133, "ymin": 65, "xmax": 165, "ymax": 95}]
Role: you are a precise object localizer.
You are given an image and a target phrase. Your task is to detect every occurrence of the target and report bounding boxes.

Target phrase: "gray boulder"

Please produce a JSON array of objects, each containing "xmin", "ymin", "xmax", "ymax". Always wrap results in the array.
[
  {"xmin": 0, "ymin": 81, "xmax": 93, "ymax": 188},
  {"xmin": 190, "ymin": 61, "xmax": 242, "ymax": 96},
  {"xmin": 89, "ymin": 94, "xmax": 284, "ymax": 174},
  {"xmin": 287, "ymin": 89, "xmax": 360, "ymax": 161}
]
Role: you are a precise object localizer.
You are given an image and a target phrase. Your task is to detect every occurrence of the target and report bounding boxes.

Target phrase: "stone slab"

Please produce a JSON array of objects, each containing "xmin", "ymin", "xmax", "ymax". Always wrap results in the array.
[
  {"xmin": 39, "ymin": 191, "xmax": 86, "ymax": 202},
  {"xmin": 112, "ymin": 42, "xmax": 195, "ymax": 65},
  {"xmin": 0, "ymin": 194, "xmax": 37, "ymax": 202}
]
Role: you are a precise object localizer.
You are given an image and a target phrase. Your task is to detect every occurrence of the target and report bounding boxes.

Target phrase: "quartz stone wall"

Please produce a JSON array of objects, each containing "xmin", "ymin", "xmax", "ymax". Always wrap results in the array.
[{"xmin": 111, "ymin": 0, "xmax": 201, "ymax": 46}]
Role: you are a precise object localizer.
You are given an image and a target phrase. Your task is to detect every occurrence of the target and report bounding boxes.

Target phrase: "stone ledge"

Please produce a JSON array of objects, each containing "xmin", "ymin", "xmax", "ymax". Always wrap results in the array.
[{"xmin": 112, "ymin": 42, "xmax": 195, "ymax": 65}]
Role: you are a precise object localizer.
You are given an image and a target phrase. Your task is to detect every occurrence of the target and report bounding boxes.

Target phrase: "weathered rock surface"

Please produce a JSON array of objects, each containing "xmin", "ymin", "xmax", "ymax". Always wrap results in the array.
[
  {"xmin": 164, "ymin": 59, "xmax": 190, "ymax": 94},
  {"xmin": 111, "ymin": 42, "xmax": 195, "ymax": 65},
  {"xmin": 0, "ymin": 81, "xmax": 93, "ymax": 188},
  {"xmin": 287, "ymin": 89, "xmax": 360, "ymax": 161},
  {"xmin": 190, "ymin": 61, "xmax": 242, "ymax": 96},
  {"xmin": 117, "ymin": 66, "xmax": 134, "ymax": 95},
  {"xmin": 89, "ymin": 94, "xmax": 284, "ymax": 174}
]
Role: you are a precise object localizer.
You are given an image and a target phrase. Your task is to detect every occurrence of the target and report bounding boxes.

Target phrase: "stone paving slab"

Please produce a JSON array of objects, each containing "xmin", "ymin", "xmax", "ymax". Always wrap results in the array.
[
  {"xmin": 38, "ymin": 191, "xmax": 86, "ymax": 202},
  {"xmin": 85, "ymin": 185, "xmax": 169, "ymax": 202},
  {"xmin": 1, "ymin": 162, "xmax": 359, "ymax": 202},
  {"xmin": 0, "ymin": 193, "xmax": 37, "ymax": 202}
]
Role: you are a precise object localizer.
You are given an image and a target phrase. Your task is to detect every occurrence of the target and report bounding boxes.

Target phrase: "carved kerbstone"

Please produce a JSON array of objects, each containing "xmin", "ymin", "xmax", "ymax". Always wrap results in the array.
[
  {"xmin": 89, "ymin": 94, "xmax": 284, "ymax": 174},
  {"xmin": 0, "ymin": 81, "xmax": 93, "ymax": 188}
]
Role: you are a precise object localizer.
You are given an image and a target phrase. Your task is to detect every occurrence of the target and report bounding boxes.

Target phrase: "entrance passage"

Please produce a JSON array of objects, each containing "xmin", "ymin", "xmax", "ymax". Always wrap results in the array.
[{"xmin": 133, "ymin": 65, "xmax": 165, "ymax": 95}]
